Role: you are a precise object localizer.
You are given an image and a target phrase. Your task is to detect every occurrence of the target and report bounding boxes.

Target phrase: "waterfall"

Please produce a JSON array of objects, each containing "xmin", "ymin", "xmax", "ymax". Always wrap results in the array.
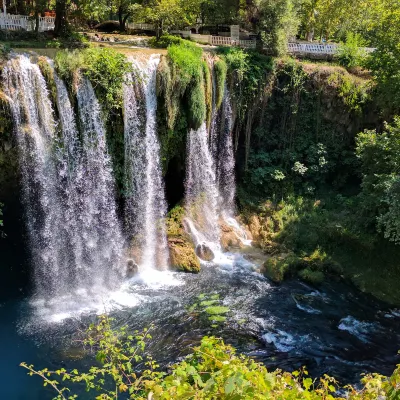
[
  {"xmin": 217, "ymin": 87, "xmax": 236, "ymax": 219},
  {"xmin": 185, "ymin": 71, "xmax": 248, "ymax": 252},
  {"xmin": 74, "ymin": 75, "xmax": 124, "ymax": 286},
  {"xmin": 123, "ymin": 55, "xmax": 168, "ymax": 271},
  {"xmin": 185, "ymin": 123, "xmax": 220, "ymax": 246},
  {"xmin": 3, "ymin": 54, "xmax": 123, "ymax": 297}
]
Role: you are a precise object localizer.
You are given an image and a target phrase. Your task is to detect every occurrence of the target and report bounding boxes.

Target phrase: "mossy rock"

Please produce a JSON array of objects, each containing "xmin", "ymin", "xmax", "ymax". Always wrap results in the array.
[
  {"xmin": 205, "ymin": 306, "xmax": 230, "ymax": 315},
  {"xmin": 298, "ymin": 268, "xmax": 325, "ymax": 285},
  {"xmin": 168, "ymin": 237, "xmax": 200, "ymax": 273},
  {"xmin": 262, "ymin": 254, "xmax": 301, "ymax": 283}
]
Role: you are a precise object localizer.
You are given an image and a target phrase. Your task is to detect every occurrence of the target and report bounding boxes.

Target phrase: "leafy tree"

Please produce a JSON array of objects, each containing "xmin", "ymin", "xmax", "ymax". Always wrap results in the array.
[
  {"xmin": 250, "ymin": 0, "xmax": 301, "ymax": 55},
  {"xmin": 134, "ymin": 0, "xmax": 186, "ymax": 38},
  {"xmin": 366, "ymin": 0, "xmax": 400, "ymax": 113},
  {"xmin": 356, "ymin": 117, "xmax": 400, "ymax": 243},
  {"xmin": 337, "ymin": 32, "xmax": 368, "ymax": 68}
]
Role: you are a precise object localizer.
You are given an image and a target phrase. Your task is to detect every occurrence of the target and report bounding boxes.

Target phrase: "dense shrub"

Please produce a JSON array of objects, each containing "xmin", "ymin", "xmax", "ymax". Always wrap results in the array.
[
  {"xmin": 356, "ymin": 117, "xmax": 400, "ymax": 244},
  {"xmin": 148, "ymin": 34, "xmax": 185, "ymax": 48},
  {"xmin": 337, "ymin": 32, "xmax": 368, "ymax": 69}
]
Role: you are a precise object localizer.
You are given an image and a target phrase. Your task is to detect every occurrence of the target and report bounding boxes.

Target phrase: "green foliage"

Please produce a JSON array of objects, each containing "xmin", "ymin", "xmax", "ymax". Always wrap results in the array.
[
  {"xmin": 241, "ymin": 59, "xmax": 372, "ymax": 200},
  {"xmin": 218, "ymin": 47, "xmax": 273, "ymax": 120},
  {"xmin": 21, "ymin": 315, "xmax": 159, "ymax": 400},
  {"xmin": 243, "ymin": 194, "xmax": 400, "ymax": 305},
  {"xmin": 263, "ymin": 254, "xmax": 300, "ymax": 283},
  {"xmin": 202, "ymin": 61, "xmax": 212, "ymax": 128},
  {"xmin": 258, "ymin": 0, "xmax": 301, "ymax": 56},
  {"xmin": 188, "ymin": 72, "xmax": 207, "ymax": 129},
  {"xmin": 337, "ymin": 32, "xmax": 368, "ymax": 68},
  {"xmin": 166, "ymin": 205, "xmax": 200, "ymax": 273},
  {"xmin": 327, "ymin": 70, "xmax": 370, "ymax": 112},
  {"xmin": 21, "ymin": 317, "xmax": 400, "ymax": 399},
  {"xmin": 83, "ymin": 47, "xmax": 132, "ymax": 110},
  {"xmin": 55, "ymin": 47, "xmax": 131, "ymax": 111},
  {"xmin": 365, "ymin": 0, "xmax": 400, "ymax": 112},
  {"xmin": 204, "ymin": 305, "xmax": 230, "ymax": 315},
  {"xmin": 356, "ymin": 117, "xmax": 400, "ymax": 244},
  {"xmin": 37, "ymin": 57, "xmax": 58, "ymax": 107}
]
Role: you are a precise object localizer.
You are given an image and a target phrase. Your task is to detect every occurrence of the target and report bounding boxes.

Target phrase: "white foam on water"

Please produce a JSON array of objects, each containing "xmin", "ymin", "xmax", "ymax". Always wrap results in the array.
[
  {"xmin": 295, "ymin": 302, "xmax": 322, "ymax": 315},
  {"xmin": 263, "ymin": 330, "xmax": 311, "ymax": 353},
  {"xmin": 28, "ymin": 270, "xmax": 182, "ymax": 324},
  {"xmin": 338, "ymin": 316, "xmax": 379, "ymax": 343}
]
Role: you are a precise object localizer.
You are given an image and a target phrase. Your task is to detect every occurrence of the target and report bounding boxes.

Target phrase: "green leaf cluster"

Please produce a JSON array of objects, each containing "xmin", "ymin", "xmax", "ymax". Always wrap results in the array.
[{"xmin": 21, "ymin": 317, "xmax": 400, "ymax": 399}]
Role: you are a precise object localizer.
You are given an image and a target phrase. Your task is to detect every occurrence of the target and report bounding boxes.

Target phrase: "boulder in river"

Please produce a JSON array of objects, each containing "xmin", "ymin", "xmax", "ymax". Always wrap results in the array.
[
  {"xmin": 168, "ymin": 237, "xmax": 200, "ymax": 273},
  {"xmin": 195, "ymin": 243, "xmax": 215, "ymax": 261},
  {"xmin": 219, "ymin": 221, "xmax": 245, "ymax": 251}
]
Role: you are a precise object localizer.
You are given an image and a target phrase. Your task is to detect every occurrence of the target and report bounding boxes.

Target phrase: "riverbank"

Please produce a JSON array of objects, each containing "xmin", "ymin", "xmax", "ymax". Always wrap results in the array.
[{"xmin": 239, "ymin": 195, "xmax": 400, "ymax": 306}]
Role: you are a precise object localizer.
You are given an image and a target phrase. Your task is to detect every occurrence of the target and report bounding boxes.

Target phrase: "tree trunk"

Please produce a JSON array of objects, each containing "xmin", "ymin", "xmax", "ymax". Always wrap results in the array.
[
  {"xmin": 156, "ymin": 19, "xmax": 163, "ymax": 39},
  {"xmin": 54, "ymin": 0, "xmax": 67, "ymax": 37},
  {"xmin": 122, "ymin": 14, "xmax": 130, "ymax": 32},
  {"xmin": 35, "ymin": 9, "xmax": 39, "ymax": 35},
  {"xmin": 118, "ymin": 7, "xmax": 123, "ymax": 30}
]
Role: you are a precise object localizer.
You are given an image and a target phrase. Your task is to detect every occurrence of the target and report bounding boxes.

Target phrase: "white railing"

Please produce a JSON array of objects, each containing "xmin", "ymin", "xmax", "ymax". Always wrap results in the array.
[
  {"xmin": 0, "ymin": 14, "xmax": 55, "ymax": 32},
  {"xmin": 287, "ymin": 43, "xmax": 337, "ymax": 54},
  {"xmin": 238, "ymin": 39, "xmax": 256, "ymax": 49},
  {"xmin": 211, "ymin": 36, "xmax": 232, "ymax": 46},
  {"xmin": 287, "ymin": 42, "xmax": 376, "ymax": 55},
  {"xmin": 127, "ymin": 23, "xmax": 155, "ymax": 31}
]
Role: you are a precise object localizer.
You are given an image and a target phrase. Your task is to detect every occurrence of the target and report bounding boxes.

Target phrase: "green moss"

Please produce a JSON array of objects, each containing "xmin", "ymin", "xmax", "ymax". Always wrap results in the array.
[
  {"xmin": 214, "ymin": 58, "xmax": 227, "ymax": 110},
  {"xmin": 167, "ymin": 205, "xmax": 200, "ymax": 273},
  {"xmin": 298, "ymin": 268, "xmax": 324, "ymax": 285},
  {"xmin": 208, "ymin": 315, "xmax": 227, "ymax": 322},
  {"xmin": 188, "ymin": 72, "xmax": 206, "ymax": 130},
  {"xmin": 200, "ymin": 300, "xmax": 219, "ymax": 307},
  {"xmin": 262, "ymin": 254, "xmax": 300, "ymax": 283},
  {"xmin": 205, "ymin": 306, "xmax": 230, "ymax": 315},
  {"xmin": 202, "ymin": 61, "xmax": 212, "ymax": 129},
  {"xmin": 37, "ymin": 56, "xmax": 58, "ymax": 111}
]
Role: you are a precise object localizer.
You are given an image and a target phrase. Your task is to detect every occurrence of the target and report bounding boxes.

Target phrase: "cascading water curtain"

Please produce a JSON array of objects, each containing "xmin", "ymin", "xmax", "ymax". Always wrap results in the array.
[
  {"xmin": 74, "ymin": 75, "xmax": 124, "ymax": 287},
  {"xmin": 185, "ymin": 123, "xmax": 221, "ymax": 246},
  {"xmin": 123, "ymin": 55, "xmax": 169, "ymax": 271},
  {"xmin": 3, "ymin": 55, "xmax": 124, "ymax": 298},
  {"xmin": 4, "ymin": 55, "xmax": 64, "ymax": 296}
]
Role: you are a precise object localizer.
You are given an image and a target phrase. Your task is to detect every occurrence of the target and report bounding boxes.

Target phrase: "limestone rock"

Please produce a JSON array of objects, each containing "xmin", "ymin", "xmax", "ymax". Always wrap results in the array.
[
  {"xmin": 195, "ymin": 243, "xmax": 214, "ymax": 261},
  {"xmin": 126, "ymin": 259, "xmax": 138, "ymax": 278},
  {"xmin": 220, "ymin": 231, "xmax": 243, "ymax": 251},
  {"xmin": 168, "ymin": 237, "xmax": 200, "ymax": 273}
]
